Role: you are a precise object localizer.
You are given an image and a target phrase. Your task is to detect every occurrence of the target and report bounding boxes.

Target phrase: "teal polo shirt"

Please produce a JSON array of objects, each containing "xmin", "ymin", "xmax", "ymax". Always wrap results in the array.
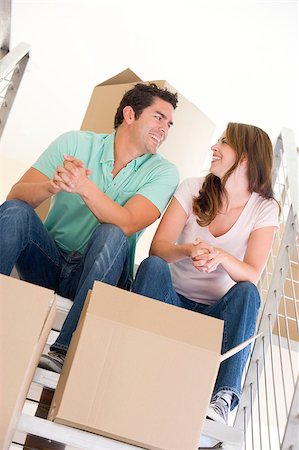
[{"xmin": 33, "ymin": 131, "xmax": 179, "ymax": 277}]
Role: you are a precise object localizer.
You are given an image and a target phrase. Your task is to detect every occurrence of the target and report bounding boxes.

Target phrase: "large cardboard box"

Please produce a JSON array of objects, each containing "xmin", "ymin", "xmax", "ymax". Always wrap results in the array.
[
  {"xmin": 81, "ymin": 68, "xmax": 215, "ymax": 181},
  {"xmin": 49, "ymin": 281, "xmax": 253, "ymax": 450},
  {"xmin": 0, "ymin": 275, "xmax": 56, "ymax": 450}
]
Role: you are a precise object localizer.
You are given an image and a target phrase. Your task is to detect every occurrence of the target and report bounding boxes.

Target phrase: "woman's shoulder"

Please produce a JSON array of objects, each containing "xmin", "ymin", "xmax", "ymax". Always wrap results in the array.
[
  {"xmin": 173, "ymin": 177, "xmax": 205, "ymax": 215},
  {"xmin": 252, "ymin": 193, "xmax": 279, "ymax": 211},
  {"xmin": 250, "ymin": 193, "xmax": 280, "ymax": 226}
]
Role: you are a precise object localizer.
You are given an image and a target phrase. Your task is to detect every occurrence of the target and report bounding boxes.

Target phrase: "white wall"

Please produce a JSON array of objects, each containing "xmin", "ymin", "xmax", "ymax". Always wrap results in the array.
[{"xmin": 0, "ymin": 0, "xmax": 298, "ymax": 261}]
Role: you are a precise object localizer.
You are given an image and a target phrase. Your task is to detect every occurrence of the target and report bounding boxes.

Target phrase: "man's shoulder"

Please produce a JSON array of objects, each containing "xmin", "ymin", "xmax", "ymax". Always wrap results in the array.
[
  {"xmin": 144, "ymin": 154, "xmax": 179, "ymax": 174},
  {"xmin": 61, "ymin": 130, "xmax": 110, "ymax": 142},
  {"xmin": 56, "ymin": 130, "xmax": 111, "ymax": 141}
]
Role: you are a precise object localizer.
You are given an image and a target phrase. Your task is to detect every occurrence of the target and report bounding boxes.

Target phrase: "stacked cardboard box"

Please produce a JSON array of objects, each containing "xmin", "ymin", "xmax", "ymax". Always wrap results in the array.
[{"xmin": 0, "ymin": 275, "xmax": 56, "ymax": 450}]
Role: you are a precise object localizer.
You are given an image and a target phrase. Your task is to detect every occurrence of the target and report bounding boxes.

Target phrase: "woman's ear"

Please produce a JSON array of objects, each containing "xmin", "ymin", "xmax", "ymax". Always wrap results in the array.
[
  {"xmin": 240, "ymin": 154, "xmax": 248, "ymax": 166},
  {"xmin": 123, "ymin": 106, "xmax": 135, "ymax": 124}
]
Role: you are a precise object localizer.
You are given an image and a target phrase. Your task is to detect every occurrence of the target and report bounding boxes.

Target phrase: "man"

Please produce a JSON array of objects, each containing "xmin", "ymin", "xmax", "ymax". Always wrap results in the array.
[{"xmin": 0, "ymin": 83, "xmax": 179, "ymax": 373}]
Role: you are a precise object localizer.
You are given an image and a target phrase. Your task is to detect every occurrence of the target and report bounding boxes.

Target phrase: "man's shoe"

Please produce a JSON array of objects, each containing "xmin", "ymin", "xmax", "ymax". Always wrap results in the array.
[
  {"xmin": 38, "ymin": 350, "xmax": 65, "ymax": 374},
  {"xmin": 206, "ymin": 396, "xmax": 229, "ymax": 425}
]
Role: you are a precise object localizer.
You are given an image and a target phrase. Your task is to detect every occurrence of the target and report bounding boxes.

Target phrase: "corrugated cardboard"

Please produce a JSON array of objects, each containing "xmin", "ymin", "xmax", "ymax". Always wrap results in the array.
[
  {"xmin": 48, "ymin": 281, "xmax": 224, "ymax": 450},
  {"xmin": 81, "ymin": 68, "xmax": 215, "ymax": 180},
  {"xmin": 0, "ymin": 274, "xmax": 56, "ymax": 450}
]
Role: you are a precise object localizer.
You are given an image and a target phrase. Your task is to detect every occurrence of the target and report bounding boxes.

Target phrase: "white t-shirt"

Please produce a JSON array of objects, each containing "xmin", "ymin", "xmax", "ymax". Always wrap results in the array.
[{"xmin": 171, "ymin": 177, "xmax": 279, "ymax": 305}]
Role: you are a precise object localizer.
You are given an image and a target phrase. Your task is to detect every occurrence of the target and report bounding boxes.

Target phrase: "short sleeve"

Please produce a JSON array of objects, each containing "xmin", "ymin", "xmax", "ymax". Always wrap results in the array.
[
  {"xmin": 174, "ymin": 177, "xmax": 203, "ymax": 216},
  {"xmin": 32, "ymin": 131, "xmax": 79, "ymax": 179},
  {"xmin": 136, "ymin": 164, "xmax": 180, "ymax": 214},
  {"xmin": 252, "ymin": 198, "xmax": 280, "ymax": 231}
]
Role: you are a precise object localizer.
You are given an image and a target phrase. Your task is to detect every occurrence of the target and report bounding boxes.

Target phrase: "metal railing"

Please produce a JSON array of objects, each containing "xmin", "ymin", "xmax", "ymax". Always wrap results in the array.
[
  {"xmin": 0, "ymin": 42, "xmax": 31, "ymax": 139},
  {"xmin": 234, "ymin": 128, "xmax": 299, "ymax": 450}
]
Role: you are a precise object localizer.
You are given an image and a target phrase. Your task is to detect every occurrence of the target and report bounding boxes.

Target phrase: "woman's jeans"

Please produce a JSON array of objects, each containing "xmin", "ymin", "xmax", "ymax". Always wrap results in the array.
[
  {"xmin": 132, "ymin": 256, "xmax": 261, "ymax": 410},
  {"xmin": 0, "ymin": 200, "xmax": 130, "ymax": 352}
]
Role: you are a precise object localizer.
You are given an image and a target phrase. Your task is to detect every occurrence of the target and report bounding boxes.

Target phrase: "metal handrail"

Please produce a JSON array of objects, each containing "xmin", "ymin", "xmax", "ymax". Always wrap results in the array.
[
  {"xmin": 0, "ymin": 42, "xmax": 30, "ymax": 139},
  {"xmin": 0, "ymin": 42, "xmax": 30, "ymax": 80}
]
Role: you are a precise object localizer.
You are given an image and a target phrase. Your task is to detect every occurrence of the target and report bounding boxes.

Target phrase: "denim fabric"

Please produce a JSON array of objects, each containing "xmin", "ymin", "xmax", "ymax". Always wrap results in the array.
[
  {"xmin": 0, "ymin": 200, "xmax": 130, "ymax": 352},
  {"xmin": 132, "ymin": 256, "xmax": 261, "ymax": 410}
]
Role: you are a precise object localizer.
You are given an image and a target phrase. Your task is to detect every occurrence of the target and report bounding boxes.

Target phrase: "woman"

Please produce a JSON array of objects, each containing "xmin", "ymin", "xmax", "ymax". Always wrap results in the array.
[{"xmin": 132, "ymin": 122, "xmax": 279, "ymax": 424}]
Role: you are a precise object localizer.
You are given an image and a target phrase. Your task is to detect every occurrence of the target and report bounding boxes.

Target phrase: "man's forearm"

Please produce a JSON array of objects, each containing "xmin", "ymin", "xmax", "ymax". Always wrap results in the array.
[
  {"xmin": 7, "ymin": 181, "xmax": 54, "ymax": 208},
  {"xmin": 80, "ymin": 180, "xmax": 134, "ymax": 234}
]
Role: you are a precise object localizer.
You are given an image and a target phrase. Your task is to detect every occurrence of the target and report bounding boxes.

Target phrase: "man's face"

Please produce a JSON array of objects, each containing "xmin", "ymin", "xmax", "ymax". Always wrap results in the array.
[{"xmin": 131, "ymin": 98, "xmax": 174, "ymax": 155}]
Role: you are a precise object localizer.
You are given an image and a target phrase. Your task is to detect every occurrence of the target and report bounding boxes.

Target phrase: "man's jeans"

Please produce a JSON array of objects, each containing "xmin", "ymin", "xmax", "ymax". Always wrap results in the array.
[
  {"xmin": 132, "ymin": 256, "xmax": 261, "ymax": 410},
  {"xmin": 0, "ymin": 200, "xmax": 130, "ymax": 352}
]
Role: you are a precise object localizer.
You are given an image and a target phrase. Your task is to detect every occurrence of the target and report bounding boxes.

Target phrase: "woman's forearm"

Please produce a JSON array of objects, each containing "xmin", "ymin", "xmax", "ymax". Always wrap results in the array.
[
  {"xmin": 150, "ymin": 240, "xmax": 193, "ymax": 263},
  {"xmin": 213, "ymin": 249, "xmax": 261, "ymax": 283}
]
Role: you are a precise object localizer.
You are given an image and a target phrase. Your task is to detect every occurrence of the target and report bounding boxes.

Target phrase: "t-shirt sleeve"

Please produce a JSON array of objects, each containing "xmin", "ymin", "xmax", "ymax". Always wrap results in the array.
[
  {"xmin": 252, "ymin": 198, "xmax": 280, "ymax": 231},
  {"xmin": 174, "ymin": 177, "xmax": 202, "ymax": 216},
  {"xmin": 136, "ymin": 163, "xmax": 180, "ymax": 214},
  {"xmin": 32, "ymin": 131, "xmax": 78, "ymax": 179}
]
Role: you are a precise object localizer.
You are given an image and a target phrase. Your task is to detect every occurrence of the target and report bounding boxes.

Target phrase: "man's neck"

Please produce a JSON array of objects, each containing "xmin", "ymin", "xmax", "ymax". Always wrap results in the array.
[{"xmin": 112, "ymin": 130, "xmax": 142, "ymax": 178}]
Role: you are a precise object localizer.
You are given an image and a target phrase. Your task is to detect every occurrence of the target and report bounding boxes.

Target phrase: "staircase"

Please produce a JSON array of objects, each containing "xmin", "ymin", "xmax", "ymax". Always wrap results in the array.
[
  {"xmin": 8, "ymin": 130, "xmax": 299, "ymax": 450},
  {"xmin": 1, "ymin": 5, "xmax": 298, "ymax": 446}
]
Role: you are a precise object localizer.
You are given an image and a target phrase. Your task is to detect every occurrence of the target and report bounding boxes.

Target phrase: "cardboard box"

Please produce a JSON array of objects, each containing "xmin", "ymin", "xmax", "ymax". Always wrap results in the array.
[
  {"xmin": 48, "ymin": 281, "xmax": 254, "ymax": 450},
  {"xmin": 0, "ymin": 274, "xmax": 56, "ymax": 450},
  {"xmin": 81, "ymin": 68, "xmax": 215, "ymax": 180}
]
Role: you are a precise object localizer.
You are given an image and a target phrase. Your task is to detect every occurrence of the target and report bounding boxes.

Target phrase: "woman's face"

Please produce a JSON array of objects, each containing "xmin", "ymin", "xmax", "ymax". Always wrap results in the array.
[{"xmin": 210, "ymin": 131, "xmax": 237, "ymax": 178}]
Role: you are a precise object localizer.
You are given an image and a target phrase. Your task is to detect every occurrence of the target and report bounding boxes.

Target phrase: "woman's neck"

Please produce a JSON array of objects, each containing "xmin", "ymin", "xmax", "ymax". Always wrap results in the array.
[{"xmin": 221, "ymin": 171, "xmax": 251, "ymax": 211}]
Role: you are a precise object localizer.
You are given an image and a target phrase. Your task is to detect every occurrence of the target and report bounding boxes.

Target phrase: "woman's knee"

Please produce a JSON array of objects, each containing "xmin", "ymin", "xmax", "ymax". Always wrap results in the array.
[
  {"xmin": 133, "ymin": 256, "xmax": 171, "ymax": 299},
  {"xmin": 230, "ymin": 281, "xmax": 261, "ymax": 311},
  {"xmin": 137, "ymin": 256, "xmax": 168, "ymax": 276}
]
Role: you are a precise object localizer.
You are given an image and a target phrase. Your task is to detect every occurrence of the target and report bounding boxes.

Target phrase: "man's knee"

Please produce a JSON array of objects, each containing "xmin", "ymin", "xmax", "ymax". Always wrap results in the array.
[
  {"xmin": 88, "ymin": 224, "xmax": 128, "ymax": 253},
  {"xmin": 0, "ymin": 200, "xmax": 36, "ymax": 229},
  {"xmin": 1, "ymin": 199, "xmax": 32, "ymax": 215}
]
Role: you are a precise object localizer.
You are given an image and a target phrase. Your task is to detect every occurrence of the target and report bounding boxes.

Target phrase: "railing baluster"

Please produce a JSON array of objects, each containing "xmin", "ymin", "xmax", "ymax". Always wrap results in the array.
[
  {"xmin": 262, "ymin": 336, "xmax": 272, "ymax": 450},
  {"xmin": 275, "ymin": 287, "xmax": 290, "ymax": 416},
  {"xmin": 268, "ymin": 312, "xmax": 281, "ymax": 445},
  {"xmin": 280, "ymin": 267, "xmax": 296, "ymax": 387},
  {"xmin": 255, "ymin": 360, "xmax": 263, "ymax": 450}
]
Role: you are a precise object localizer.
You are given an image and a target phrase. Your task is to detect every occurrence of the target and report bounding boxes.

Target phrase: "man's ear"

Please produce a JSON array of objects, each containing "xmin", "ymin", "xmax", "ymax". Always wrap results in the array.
[{"xmin": 123, "ymin": 106, "xmax": 135, "ymax": 124}]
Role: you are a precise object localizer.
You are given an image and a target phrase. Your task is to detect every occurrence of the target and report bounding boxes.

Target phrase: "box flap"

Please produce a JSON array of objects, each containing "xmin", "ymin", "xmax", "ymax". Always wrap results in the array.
[
  {"xmin": 0, "ymin": 275, "xmax": 55, "ymax": 339},
  {"xmin": 87, "ymin": 281, "xmax": 223, "ymax": 353},
  {"xmin": 220, "ymin": 333, "xmax": 262, "ymax": 362},
  {"xmin": 98, "ymin": 68, "xmax": 142, "ymax": 86}
]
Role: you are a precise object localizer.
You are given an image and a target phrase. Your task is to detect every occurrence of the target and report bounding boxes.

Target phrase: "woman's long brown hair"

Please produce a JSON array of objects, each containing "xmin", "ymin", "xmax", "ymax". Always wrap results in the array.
[{"xmin": 193, "ymin": 122, "xmax": 276, "ymax": 227}]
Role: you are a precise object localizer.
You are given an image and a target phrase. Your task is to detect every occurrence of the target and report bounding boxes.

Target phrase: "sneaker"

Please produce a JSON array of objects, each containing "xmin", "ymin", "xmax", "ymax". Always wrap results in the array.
[
  {"xmin": 38, "ymin": 350, "xmax": 65, "ymax": 374},
  {"xmin": 206, "ymin": 396, "xmax": 229, "ymax": 425}
]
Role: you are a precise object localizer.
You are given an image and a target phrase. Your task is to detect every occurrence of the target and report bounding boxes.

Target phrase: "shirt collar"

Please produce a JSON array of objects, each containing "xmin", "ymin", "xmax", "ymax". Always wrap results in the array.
[
  {"xmin": 132, "ymin": 153, "xmax": 153, "ymax": 171},
  {"xmin": 99, "ymin": 132, "xmax": 116, "ymax": 164},
  {"xmin": 100, "ymin": 132, "xmax": 157, "ymax": 169}
]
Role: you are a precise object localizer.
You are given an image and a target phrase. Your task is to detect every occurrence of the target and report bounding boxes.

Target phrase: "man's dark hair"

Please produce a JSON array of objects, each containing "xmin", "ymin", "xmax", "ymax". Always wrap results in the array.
[{"xmin": 114, "ymin": 83, "xmax": 178, "ymax": 129}]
